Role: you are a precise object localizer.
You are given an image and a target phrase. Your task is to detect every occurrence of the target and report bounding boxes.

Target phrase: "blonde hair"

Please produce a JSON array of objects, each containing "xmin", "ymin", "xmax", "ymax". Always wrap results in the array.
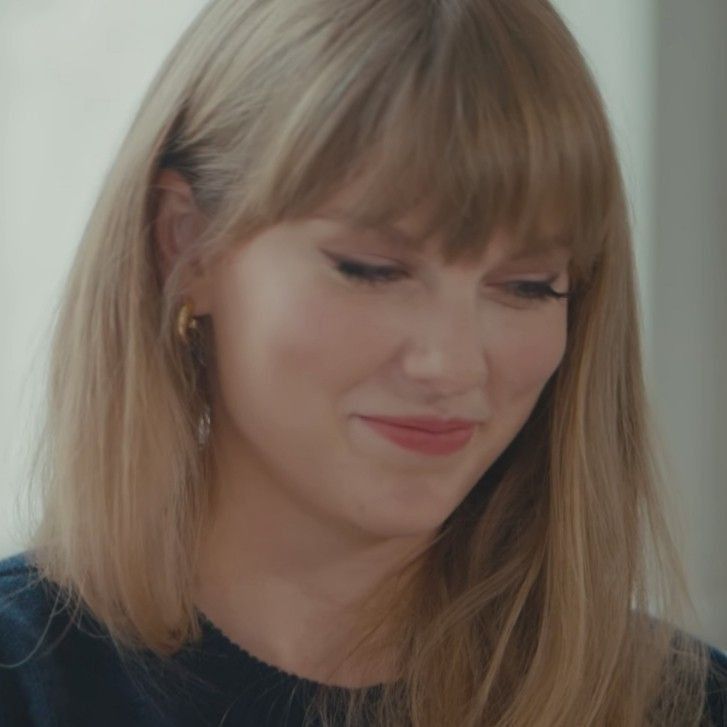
[{"xmin": 20, "ymin": 0, "xmax": 714, "ymax": 724}]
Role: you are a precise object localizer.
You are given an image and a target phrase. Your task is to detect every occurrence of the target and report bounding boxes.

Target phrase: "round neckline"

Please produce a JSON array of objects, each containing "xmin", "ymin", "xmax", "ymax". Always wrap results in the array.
[{"xmin": 195, "ymin": 608, "xmax": 388, "ymax": 692}]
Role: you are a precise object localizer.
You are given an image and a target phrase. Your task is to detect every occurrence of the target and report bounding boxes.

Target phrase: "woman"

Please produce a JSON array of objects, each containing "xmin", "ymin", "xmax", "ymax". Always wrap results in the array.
[{"xmin": 1, "ymin": 0, "xmax": 725, "ymax": 724}]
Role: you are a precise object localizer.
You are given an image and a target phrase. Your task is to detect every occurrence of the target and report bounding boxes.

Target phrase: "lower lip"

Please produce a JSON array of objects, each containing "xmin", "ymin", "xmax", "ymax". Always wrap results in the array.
[{"xmin": 358, "ymin": 417, "xmax": 475, "ymax": 456}]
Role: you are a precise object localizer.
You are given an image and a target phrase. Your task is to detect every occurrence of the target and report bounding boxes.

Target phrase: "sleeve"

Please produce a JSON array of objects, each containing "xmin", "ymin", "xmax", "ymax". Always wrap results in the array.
[{"xmin": 0, "ymin": 660, "xmax": 33, "ymax": 726}]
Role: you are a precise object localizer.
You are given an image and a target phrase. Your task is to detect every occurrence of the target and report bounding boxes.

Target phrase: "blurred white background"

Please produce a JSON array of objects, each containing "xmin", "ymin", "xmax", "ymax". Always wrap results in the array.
[{"xmin": 0, "ymin": 1, "xmax": 725, "ymax": 649}]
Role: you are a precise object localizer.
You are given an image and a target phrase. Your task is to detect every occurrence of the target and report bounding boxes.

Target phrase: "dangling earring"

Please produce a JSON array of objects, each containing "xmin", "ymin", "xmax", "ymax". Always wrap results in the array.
[
  {"xmin": 176, "ymin": 299, "xmax": 211, "ymax": 446},
  {"xmin": 176, "ymin": 300, "xmax": 199, "ymax": 346}
]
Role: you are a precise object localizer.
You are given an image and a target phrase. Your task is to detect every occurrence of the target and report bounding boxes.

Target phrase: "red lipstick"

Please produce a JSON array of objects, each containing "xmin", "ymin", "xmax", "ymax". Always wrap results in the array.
[
  {"xmin": 358, "ymin": 415, "xmax": 477, "ymax": 433},
  {"xmin": 357, "ymin": 416, "xmax": 476, "ymax": 455}
]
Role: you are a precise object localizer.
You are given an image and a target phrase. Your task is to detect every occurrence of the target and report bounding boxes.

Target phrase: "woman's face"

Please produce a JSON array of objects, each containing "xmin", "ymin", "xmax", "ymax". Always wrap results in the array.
[{"xmin": 201, "ymin": 181, "xmax": 570, "ymax": 541}]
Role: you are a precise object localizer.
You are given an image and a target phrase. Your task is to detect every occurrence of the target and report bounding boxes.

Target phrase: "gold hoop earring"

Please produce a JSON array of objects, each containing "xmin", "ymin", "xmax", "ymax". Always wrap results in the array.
[{"xmin": 176, "ymin": 300, "xmax": 199, "ymax": 345}]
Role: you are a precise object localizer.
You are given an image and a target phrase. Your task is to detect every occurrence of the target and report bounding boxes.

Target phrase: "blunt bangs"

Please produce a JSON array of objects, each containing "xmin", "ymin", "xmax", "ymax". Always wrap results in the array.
[{"xmin": 209, "ymin": 0, "xmax": 613, "ymax": 291}]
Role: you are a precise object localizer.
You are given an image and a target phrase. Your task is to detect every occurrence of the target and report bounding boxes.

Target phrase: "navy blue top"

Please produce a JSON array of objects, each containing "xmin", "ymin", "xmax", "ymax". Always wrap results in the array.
[{"xmin": 1, "ymin": 551, "xmax": 725, "ymax": 726}]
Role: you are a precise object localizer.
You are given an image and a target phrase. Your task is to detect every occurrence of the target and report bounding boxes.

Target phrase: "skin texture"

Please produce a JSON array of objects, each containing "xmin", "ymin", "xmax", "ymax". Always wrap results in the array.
[{"xmin": 153, "ymin": 169, "xmax": 571, "ymax": 687}]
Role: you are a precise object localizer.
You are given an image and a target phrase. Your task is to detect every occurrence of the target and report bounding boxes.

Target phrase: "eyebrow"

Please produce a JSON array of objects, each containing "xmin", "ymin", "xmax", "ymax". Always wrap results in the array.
[{"xmin": 309, "ymin": 211, "xmax": 570, "ymax": 262}]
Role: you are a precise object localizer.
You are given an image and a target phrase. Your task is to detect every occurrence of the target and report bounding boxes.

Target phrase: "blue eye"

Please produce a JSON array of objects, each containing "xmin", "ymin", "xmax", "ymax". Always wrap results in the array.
[{"xmin": 328, "ymin": 254, "xmax": 571, "ymax": 302}]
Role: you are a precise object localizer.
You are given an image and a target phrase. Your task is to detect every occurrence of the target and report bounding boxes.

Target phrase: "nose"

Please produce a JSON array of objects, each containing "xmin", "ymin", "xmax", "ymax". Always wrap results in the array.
[{"xmin": 401, "ymin": 297, "xmax": 488, "ymax": 396}]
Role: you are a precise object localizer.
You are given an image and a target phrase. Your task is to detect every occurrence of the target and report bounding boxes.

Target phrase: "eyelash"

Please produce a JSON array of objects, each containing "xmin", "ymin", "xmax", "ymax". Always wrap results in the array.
[{"xmin": 333, "ymin": 258, "xmax": 571, "ymax": 302}]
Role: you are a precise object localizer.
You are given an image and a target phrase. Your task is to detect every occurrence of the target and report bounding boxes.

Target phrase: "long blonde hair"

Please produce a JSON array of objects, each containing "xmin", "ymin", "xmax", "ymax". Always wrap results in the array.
[{"xmin": 20, "ymin": 0, "xmax": 713, "ymax": 724}]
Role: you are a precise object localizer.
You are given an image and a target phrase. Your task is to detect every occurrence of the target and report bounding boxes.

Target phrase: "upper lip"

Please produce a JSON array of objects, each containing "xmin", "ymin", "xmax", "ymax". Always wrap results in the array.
[{"xmin": 358, "ymin": 415, "xmax": 479, "ymax": 433}]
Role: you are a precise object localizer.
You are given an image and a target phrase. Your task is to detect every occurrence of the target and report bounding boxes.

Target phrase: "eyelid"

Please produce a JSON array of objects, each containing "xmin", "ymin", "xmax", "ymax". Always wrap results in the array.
[
  {"xmin": 323, "ymin": 250, "xmax": 565, "ymax": 278},
  {"xmin": 321, "ymin": 248, "xmax": 403, "ymax": 266}
]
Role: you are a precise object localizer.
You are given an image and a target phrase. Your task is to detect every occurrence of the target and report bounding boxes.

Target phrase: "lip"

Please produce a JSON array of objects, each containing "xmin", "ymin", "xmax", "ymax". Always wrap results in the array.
[
  {"xmin": 357, "ymin": 416, "xmax": 476, "ymax": 456},
  {"xmin": 357, "ymin": 415, "xmax": 478, "ymax": 433}
]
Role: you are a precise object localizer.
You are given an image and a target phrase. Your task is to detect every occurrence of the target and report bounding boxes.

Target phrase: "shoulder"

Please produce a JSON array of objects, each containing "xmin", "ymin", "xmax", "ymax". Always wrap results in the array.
[
  {"xmin": 0, "ymin": 550, "xmax": 113, "ymax": 666},
  {"xmin": 704, "ymin": 642, "xmax": 727, "ymax": 725},
  {"xmin": 0, "ymin": 550, "xmax": 155, "ymax": 726},
  {"xmin": 0, "ymin": 550, "xmax": 55, "ymax": 660},
  {"xmin": 0, "ymin": 550, "xmax": 39, "ymax": 587},
  {"xmin": 666, "ymin": 623, "xmax": 727, "ymax": 725},
  {"xmin": 0, "ymin": 550, "xmax": 60, "ymax": 725}
]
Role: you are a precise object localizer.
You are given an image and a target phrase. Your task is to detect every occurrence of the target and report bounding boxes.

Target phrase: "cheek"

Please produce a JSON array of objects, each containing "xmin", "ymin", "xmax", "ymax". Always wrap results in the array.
[
  {"xmin": 270, "ymin": 290, "xmax": 392, "ymax": 385},
  {"xmin": 211, "ymin": 267, "xmax": 378, "ymax": 412},
  {"xmin": 492, "ymin": 311, "xmax": 567, "ymax": 401}
]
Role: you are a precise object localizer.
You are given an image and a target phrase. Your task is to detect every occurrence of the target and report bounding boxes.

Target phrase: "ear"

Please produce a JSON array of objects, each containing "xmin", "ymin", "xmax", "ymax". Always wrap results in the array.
[{"xmin": 152, "ymin": 168, "xmax": 212, "ymax": 315}]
